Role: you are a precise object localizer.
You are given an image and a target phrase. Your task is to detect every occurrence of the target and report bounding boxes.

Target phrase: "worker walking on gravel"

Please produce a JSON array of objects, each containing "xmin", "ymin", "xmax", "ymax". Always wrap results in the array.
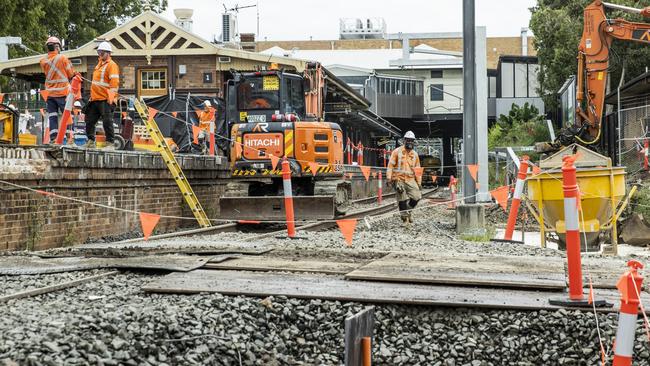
[
  {"xmin": 39, "ymin": 36, "xmax": 75, "ymax": 143},
  {"xmin": 85, "ymin": 41, "xmax": 119, "ymax": 150},
  {"xmin": 386, "ymin": 131, "xmax": 422, "ymax": 226}
]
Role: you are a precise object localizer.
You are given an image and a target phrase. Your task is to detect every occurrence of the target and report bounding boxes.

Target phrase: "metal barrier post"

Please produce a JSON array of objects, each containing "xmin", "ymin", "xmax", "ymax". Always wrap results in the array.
[
  {"xmin": 504, "ymin": 156, "xmax": 529, "ymax": 241},
  {"xmin": 281, "ymin": 157, "xmax": 296, "ymax": 238}
]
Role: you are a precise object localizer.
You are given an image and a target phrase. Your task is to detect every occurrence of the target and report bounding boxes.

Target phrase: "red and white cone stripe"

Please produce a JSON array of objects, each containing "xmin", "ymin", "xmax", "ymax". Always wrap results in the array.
[
  {"xmin": 612, "ymin": 261, "xmax": 644, "ymax": 366},
  {"xmin": 504, "ymin": 156, "xmax": 529, "ymax": 240}
]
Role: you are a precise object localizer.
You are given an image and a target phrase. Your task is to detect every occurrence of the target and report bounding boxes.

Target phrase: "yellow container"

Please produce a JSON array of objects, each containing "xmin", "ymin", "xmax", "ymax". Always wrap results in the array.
[{"xmin": 525, "ymin": 144, "xmax": 627, "ymax": 250}]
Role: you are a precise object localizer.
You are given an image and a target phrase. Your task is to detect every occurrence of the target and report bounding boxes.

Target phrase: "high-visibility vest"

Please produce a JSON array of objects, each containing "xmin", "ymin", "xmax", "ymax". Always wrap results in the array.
[
  {"xmin": 90, "ymin": 57, "xmax": 119, "ymax": 101},
  {"xmin": 386, "ymin": 146, "xmax": 421, "ymax": 184},
  {"xmin": 39, "ymin": 51, "xmax": 74, "ymax": 98},
  {"xmin": 199, "ymin": 108, "xmax": 216, "ymax": 131}
]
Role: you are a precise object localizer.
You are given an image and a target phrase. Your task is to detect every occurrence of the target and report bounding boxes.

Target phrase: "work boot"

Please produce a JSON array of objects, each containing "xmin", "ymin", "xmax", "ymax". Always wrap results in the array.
[
  {"xmin": 401, "ymin": 215, "xmax": 410, "ymax": 228},
  {"xmin": 408, "ymin": 214, "xmax": 414, "ymax": 224},
  {"xmin": 84, "ymin": 140, "xmax": 96, "ymax": 149},
  {"xmin": 103, "ymin": 142, "xmax": 116, "ymax": 151}
]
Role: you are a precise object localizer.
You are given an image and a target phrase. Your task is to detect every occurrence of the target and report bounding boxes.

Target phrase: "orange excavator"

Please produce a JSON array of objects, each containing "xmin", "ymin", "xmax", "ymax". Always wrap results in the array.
[
  {"xmin": 219, "ymin": 62, "xmax": 351, "ymax": 221},
  {"xmin": 553, "ymin": 0, "xmax": 650, "ymax": 148}
]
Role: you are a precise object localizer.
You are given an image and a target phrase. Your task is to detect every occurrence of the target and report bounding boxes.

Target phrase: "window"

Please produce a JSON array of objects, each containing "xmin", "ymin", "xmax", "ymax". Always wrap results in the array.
[
  {"xmin": 237, "ymin": 75, "xmax": 280, "ymax": 110},
  {"xmin": 390, "ymin": 79, "xmax": 396, "ymax": 94},
  {"xmin": 528, "ymin": 64, "xmax": 540, "ymax": 97},
  {"xmin": 430, "ymin": 70, "xmax": 443, "ymax": 78},
  {"xmin": 489, "ymin": 76, "xmax": 497, "ymax": 98},
  {"xmin": 430, "ymin": 84, "xmax": 444, "ymax": 101},
  {"xmin": 514, "ymin": 63, "xmax": 528, "ymax": 98},
  {"xmin": 283, "ymin": 77, "xmax": 305, "ymax": 116},
  {"xmin": 139, "ymin": 69, "xmax": 167, "ymax": 96},
  {"xmin": 500, "ymin": 62, "xmax": 514, "ymax": 98}
]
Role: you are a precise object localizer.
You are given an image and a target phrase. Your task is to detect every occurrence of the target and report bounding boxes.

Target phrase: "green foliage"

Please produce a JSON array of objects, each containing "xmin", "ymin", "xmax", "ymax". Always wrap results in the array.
[
  {"xmin": 530, "ymin": 0, "xmax": 650, "ymax": 108},
  {"xmin": 630, "ymin": 185, "xmax": 650, "ymax": 219},
  {"xmin": 488, "ymin": 102, "xmax": 549, "ymax": 149},
  {"xmin": 0, "ymin": 0, "xmax": 167, "ymax": 58}
]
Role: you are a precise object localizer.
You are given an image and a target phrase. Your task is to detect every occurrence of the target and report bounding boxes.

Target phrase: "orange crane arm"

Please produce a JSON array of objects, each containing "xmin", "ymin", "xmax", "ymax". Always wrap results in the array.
[{"xmin": 576, "ymin": 0, "xmax": 650, "ymax": 144}]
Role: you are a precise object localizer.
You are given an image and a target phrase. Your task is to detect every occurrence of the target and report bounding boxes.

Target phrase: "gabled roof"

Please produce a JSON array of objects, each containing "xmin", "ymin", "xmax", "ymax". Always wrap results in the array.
[{"xmin": 0, "ymin": 11, "xmax": 305, "ymax": 74}]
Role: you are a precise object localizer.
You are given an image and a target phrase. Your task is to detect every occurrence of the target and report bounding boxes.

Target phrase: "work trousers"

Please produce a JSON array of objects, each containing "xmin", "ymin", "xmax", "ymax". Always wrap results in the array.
[
  {"xmin": 47, "ymin": 97, "xmax": 66, "ymax": 140},
  {"xmin": 85, "ymin": 100, "xmax": 115, "ymax": 143},
  {"xmin": 395, "ymin": 180, "xmax": 422, "ymax": 218}
]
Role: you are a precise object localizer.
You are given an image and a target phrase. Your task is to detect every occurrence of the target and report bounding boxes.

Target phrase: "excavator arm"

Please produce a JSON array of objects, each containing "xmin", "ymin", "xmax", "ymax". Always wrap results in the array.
[{"xmin": 574, "ymin": 0, "xmax": 650, "ymax": 145}]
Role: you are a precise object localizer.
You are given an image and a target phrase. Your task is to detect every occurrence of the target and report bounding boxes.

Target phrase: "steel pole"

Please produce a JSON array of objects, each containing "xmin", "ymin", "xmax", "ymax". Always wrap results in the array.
[{"xmin": 462, "ymin": 0, "xmax": 477, "ymax": 203}]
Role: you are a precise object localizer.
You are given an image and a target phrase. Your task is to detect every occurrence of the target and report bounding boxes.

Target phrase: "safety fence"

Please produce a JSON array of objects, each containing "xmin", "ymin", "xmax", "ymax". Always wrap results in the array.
[{"xmin": 618, "ymin": 102, "xmax": 650, "ymax": 175}]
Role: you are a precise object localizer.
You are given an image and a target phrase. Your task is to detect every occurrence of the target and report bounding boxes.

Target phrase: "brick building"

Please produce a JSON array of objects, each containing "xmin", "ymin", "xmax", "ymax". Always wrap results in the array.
[{"xmin": 0, "ymin": 10, "xmax": 306, "ymax": 100}]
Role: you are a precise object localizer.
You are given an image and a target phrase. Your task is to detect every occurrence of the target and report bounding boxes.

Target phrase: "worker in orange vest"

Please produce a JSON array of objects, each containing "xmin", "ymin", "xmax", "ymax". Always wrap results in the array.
[
  {"xmin": 197, "ymin": 100, "xmax": 215, "ymax": 154},
  {"xmin": 84, "ymin": 41, "xmax": 119, "ymax": 150},
  {"xmin": 386, "ymin": 131, "xmax": 422, "ymax": 226},
  {"xmin": 39, "ymin": 36, "xmax": 75, "ymax": 143}
]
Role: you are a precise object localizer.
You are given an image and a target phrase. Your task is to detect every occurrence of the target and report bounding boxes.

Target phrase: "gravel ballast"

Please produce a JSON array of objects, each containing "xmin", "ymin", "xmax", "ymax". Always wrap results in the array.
[
  {"xmin": 3, "ymin": 202, "xmax": 650, "ymax": 365},
  {"xmin": 1, "ymin": 272, "xmax": 649, "ymax": 365}
]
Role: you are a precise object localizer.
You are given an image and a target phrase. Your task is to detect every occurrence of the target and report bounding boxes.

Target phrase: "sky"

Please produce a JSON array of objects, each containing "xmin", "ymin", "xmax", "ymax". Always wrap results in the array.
[{"xmin": 161, "ymin": 0, "xmax": 537, "ymax": 42}]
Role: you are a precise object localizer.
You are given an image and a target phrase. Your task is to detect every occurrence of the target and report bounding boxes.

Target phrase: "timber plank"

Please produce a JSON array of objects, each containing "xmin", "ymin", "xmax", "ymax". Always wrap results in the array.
[
  {"xmin": 0, "ymin": 254, "xmax": 213, "ymax": 275},
  {"xmin": 345, "ymin": 253, "xmax": 566, "ymax": 290},
  {"xmin": 203, "ymin": 256, "xmax": 362, "ymax": 275},
  {"xmin": 142, "ymin": 269, "xmax": 650, "ymax": 312}
]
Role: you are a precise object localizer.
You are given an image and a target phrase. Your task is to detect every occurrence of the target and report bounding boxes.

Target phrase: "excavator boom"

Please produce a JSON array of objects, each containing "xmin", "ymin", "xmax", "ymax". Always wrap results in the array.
[{"xmin": 574, "ymin": 0, "xmax": 650, "ymax": 145}]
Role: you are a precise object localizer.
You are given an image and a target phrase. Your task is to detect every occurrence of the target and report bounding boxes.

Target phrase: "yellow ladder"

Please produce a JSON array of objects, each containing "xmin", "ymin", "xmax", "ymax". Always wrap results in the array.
[{"xmin": 133, "ymin": 98, "xmax": 212, "ymax": 228}]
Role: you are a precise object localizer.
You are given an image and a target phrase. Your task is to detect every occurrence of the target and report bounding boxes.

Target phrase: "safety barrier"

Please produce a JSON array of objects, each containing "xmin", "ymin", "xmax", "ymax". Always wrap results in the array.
[
  {"xmin": 504, "ymin": 156, "xmax": 529, "ymax": 241},
  {"xmin": 612, "ymin": 260, "xmax": 645, "ymax": 366},
  {"xmin": 281, "ymin": 157, "xmax": 296, "ymax": 238}
]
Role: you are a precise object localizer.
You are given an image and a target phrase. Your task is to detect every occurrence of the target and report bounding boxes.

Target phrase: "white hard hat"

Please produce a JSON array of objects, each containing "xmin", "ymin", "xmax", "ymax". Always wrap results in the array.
[
  {"xmin": 404, "ymin": 131, "xmax": 416, "ymax": 139},
  {"xmin": 97, "ymin": 41, "xmax": 113, "ymax": 53},
  {"xmin": 73, "ymin": 101, "xmax": 82, "ymax": 108},
  {"xmin": 46, "ymin": 36, "xmax": 61, "ymax": 46},
  {"xmin": 204, "ymin": 100, "xmax": 212, "ymax": 107}
]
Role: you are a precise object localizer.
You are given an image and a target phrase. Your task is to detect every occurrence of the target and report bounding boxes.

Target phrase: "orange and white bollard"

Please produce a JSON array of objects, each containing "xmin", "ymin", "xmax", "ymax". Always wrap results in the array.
[
  {"xmin": 55, "ymin": 74, "xmax": 82, "ymax": 145},
  {"xmin": 209, "ymin": 121, "xmax": 216, "ymax": 156},
  {"xmin": 550, "ymin": 156, "xmax": 609, "ymax": 307},
  {"xmin": 612, "ymin": 260, "xmax": 645, "ymax": 366},
  {"xmin": 448, "ymin": 175, "xmax": 457, "ymax": 209},
  {"xmin": 504, "ymin": 156, "xmax": 529, "ymax": 241},
  {"xmin": 281, "ymin": 158, "xmax": 296, "ymax": 238},
  {"xmin": 357, "ymin": 143, "xmax": 364, "ymax": 166},
  {"xmin": 362, "ymin": 336, "xmax": 372, "ymax": 366},
  {"xmin": 377, "ymin": 171, "xmax": 383, "ymax": 204}
]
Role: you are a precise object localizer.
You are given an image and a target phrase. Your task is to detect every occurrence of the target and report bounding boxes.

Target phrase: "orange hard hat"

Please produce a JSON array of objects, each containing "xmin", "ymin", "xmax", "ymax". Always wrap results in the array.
[{"xmin": 46, "ymin": 36, "xmax": 61, "ymax": 46}]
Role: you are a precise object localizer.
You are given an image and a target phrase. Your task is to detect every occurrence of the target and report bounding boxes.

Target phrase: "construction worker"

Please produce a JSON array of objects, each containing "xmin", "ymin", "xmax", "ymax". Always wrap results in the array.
[
  {"xmin": 386, "ymin": 131, "xmax": 422, "ymax": 226},
  {"xmin": 197, "ymin": 100, "xmax": 215, "ymax": 154},
  {"xmin": 85, "ymin": 41, "xmax": 119, "ymax": 150},
  {"xmin": 39, "ymin": 36, "xmax": 75, "ymax": 143}
]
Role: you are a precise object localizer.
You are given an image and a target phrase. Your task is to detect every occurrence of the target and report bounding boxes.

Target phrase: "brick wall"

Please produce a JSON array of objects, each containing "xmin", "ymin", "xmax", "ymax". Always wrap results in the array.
[{"xmin": 0, "ymin": 147, "xmax": 228, "ymax": 251}]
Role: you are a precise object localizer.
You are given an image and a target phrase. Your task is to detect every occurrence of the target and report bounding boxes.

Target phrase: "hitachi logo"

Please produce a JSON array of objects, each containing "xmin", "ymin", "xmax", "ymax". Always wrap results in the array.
[{"xmin": 245, "ymin": 138, "xmax": 280, "ymax": 147}]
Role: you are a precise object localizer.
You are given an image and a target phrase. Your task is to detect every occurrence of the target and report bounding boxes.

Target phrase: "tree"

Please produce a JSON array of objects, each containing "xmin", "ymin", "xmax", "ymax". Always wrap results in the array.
[
  {"xmin": 530, "ymin": 0, "xmax": 650, "ymax": 108},
  {"xmin": 0, "ymin": 0, "xmax": 167, "ymax": 57},
  {"xmin": 488, "ymin": 102, "xmax": 549, "ymax": 149}
]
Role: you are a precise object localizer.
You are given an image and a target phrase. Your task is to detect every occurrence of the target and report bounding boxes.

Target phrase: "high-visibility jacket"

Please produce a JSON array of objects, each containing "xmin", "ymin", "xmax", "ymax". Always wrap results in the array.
[
  {"xmin": 39, "ymin": 51, "xmax": 75, "ymax": 98},
  {"xmin": 198, "ymin": 107, "xmax": 215, "ymax": 131},
  {"xmin": 90, "ymin": 56, "xmax": 119, "ymax": 101},
  {"xmin": 386, "ymin": 145, "xmax": 421, "ymax": 185}
]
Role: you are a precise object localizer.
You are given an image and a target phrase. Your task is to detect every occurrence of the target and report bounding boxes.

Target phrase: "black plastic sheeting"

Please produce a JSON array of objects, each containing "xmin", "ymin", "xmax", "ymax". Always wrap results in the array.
[{"xmin": 144, "ymin": 94, "xmax": 228, "ymax": 154}]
